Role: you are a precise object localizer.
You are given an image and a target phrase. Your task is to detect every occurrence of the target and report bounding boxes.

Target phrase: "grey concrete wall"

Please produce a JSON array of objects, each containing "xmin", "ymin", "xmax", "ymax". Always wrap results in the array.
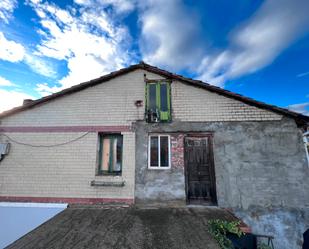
[
  {"xmin": 134, "ymin": 118, "xmax": 309, "ymax": 208},
  {"xmin": 134, "ymin": 123, "xmax": 186, "ymax": 205},
  {"xmin": 235, "ymin": 207, "xmax": 309, "ymax": 249}
]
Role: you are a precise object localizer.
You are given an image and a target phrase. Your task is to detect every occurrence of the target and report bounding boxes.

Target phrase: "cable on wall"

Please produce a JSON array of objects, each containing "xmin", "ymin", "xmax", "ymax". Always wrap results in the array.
[{"xmin": 0, "ymin": 132, "xmax": 91, "ymax": 148}]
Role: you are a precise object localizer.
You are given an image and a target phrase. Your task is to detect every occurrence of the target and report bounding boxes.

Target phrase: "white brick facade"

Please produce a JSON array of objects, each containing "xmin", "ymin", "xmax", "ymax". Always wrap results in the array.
[
  {"xmin": 0, "ymin": 132, "xmax": 135, "ymax": 199},
  {"xmin": 172, "ymin": 81, "xmax": 282, "ymax": 121},
  {"xmin": 1, "ymin": 70, "xmax": 147, "ymax": 126}
]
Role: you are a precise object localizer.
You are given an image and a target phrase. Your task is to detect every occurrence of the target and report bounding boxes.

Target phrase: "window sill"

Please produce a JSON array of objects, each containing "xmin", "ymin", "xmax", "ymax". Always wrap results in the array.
[
  {"xmin": 148, "ymin": 167, "xmax": 171, "ymax": 170},
  {"xmin": 96, "ymin": 173, "xmax": 122, "ymax": 176},
  {"xmin": 90, "ymin": 180, "xmax": 125, "ymax": 187}
]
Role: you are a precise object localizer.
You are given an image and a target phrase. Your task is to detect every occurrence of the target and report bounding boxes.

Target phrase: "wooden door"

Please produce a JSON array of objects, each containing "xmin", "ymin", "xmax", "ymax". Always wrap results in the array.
[{"xmin": 185, "ymin": 135, "xmax": 217, "ymax": 204}]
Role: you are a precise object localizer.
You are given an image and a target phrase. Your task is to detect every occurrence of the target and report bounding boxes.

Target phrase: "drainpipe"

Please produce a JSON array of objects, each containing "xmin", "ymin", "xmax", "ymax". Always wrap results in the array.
[{"xmin": 304, "ymin": 131, "xmax": 309, "ymax": 167}]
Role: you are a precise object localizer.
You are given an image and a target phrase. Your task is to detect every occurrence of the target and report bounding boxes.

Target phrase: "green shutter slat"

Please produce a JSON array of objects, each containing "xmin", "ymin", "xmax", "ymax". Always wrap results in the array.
[
  {"xmin": 156, "ymin": 82, "xmax": 160, "ymax": 111},
  {"xmin": 98, "ymin": 135, "xmax": 103, "ymax": 174},
  {"xmin": 108, "ymin": 138, "xmax": 114, "ymax": 173},
  {"xmin": 159, "ymin": 83, "xmax": 171, "ymax": 121}
]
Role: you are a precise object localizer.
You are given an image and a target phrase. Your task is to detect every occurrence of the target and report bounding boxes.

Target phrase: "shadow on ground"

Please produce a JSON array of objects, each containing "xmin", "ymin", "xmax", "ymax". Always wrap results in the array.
[{"xmin": 6, "ymin": 206, "xmax": 238, "ymax": 249}]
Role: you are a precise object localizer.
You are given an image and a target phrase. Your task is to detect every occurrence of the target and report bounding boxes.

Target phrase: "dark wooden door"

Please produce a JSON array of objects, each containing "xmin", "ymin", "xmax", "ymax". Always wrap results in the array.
[{"xmin": 185, "ymin": 135, "xmax": 217, "ymax": 204}]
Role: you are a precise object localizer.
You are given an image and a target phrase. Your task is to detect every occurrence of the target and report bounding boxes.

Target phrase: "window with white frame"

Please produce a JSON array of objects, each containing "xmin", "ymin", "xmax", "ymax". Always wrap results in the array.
[{"xmin": 148, "ymin": 135, "xmax": 170, "ymax": 168}]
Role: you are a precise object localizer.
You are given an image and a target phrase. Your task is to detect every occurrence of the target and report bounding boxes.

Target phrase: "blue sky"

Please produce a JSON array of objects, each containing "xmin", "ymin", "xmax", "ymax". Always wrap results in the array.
[{"xmin": 0, "ymin": 0, "xmax": 308, "ymax": 114}]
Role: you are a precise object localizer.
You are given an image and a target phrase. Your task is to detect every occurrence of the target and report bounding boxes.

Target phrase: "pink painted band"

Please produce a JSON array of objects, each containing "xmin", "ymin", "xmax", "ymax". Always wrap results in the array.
[
  {"xmin": 0, "ymin": 196, "xmax": 134, "ymax": 205},
  {"xmin": 0, "ymin": 125, "xmax": 131, "ymax": 133}
]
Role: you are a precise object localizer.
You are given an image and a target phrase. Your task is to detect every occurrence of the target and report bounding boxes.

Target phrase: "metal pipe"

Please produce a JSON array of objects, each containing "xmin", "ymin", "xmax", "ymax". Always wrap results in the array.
[{"xmin": 304, "ymin": 133, "xmax": 309, "ymax": 167}]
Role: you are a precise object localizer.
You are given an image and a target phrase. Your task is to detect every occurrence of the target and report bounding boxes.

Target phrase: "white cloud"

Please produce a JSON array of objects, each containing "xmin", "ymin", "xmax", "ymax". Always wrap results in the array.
[
  {"xmin": 197, "ymin": 0, "xmax": 309, "ymax": 86},
  {"xmin": 0, "ymin": 32, "xmax": 56, "ymax": 78},
  {"xmin": 74, "ymin": 0, "xmax": 135, "ymax": 14},
  {"xmin": 138, "ymin": 0, "xmax": 204, "ymax": 71},
  {"xmin": 24, "ymin": 54, "xmax": 57, "ymax": 78},
  {"xmin": 28, "ymin": 1, "xmax": 133, "ymax": 94},
  {"xmin": 288, "ymin": 102, "xmax": 309, "ymax": 116},
  {"xmin": 0, "ymin": 76, "xmax": 15, "ymax": 87},
  {"xmin": 297, "ymin": 71, "xmax": 309, "ymax": 78},
  {"xmin": 0, "ymin": 32, "xmax": 25, "ymax": 63},
  {"xmin": 0, "ymin": 0, "xmax": 17, "ymax": 23},
  {"xmin": 0, "ymin": 89, "xmax": 34, "ymax": 113},
  {"xmin": 35, "ymin": 83, "xmax": 60, "ymax": 96}
]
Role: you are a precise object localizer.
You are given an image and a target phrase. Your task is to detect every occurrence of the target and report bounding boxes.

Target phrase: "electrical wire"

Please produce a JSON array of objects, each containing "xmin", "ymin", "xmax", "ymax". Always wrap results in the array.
[{"xmin": 0, "ymin": 132, "xmax": 90, "ymax": 148}]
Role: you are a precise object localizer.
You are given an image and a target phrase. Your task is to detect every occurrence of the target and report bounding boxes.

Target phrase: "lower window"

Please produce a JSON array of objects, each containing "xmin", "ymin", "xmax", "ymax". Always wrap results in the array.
[
  {"xmin": 148, "ymin": 135, "xmax": 170, "ymax": 169},
  {"xmin": 98, "ymin": 134, "xmax": 123, "ymax": 175}
]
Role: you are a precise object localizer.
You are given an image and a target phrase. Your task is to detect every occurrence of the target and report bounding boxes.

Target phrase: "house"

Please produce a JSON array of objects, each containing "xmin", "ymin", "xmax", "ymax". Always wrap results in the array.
[{"xmin": 0, "ymin": 62, "xmax": 309, "ymax": 248}]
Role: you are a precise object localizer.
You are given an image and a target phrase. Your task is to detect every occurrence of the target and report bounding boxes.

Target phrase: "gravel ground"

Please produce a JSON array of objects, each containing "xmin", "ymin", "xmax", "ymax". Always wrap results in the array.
[{"xmin": 6, "ymin": 206, "xmax": 237, "ymax": 249}]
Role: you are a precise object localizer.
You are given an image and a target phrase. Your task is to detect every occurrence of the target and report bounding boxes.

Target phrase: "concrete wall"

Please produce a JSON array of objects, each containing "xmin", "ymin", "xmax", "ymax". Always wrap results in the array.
[
  {"xmin": 235, "ymin": 207, "xmax": 309, "ymax": 249},
  {"xmin": 134, "ymin": 118, "xmax": 309, "ymax": 209}
]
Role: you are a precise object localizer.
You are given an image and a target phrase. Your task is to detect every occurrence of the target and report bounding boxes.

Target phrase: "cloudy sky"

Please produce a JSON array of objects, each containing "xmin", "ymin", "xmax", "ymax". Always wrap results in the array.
[{"xmin": 0, "ymin": 0, "xmax": 308, "ymax": 114}]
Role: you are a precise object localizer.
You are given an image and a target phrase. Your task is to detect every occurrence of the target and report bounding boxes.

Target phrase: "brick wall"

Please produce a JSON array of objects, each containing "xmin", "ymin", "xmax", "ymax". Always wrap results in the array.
[
  {"xmin": 1, "ymin": 72, "xmax": 282, "ymax": 127},
  {"xmin": 171, "ymin": 134, "xmax": 184, "ymax": 169},
  {"xmin": 0, "ymin": 132, "xmax": 135, "ymax": 202},
  {"xmin": 172, "ymin": 81, "xmax": 282, "ymax": 121},
  {"xmin": 0, "ymin": 69, "xmax": 151, "ymax": 126},
  {"xmin": 0, "ymin": 69, "xmax": 156, "ymax": 203}
]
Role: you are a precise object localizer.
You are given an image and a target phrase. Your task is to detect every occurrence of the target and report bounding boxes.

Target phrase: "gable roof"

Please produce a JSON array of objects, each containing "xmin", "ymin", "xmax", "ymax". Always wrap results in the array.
[{"xmin": 1, "ymin": 62, "xmax": 308, "ymax": 127}]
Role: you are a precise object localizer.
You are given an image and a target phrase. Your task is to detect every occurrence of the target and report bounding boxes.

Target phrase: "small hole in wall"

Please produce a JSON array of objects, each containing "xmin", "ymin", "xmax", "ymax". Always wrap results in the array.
[{"xmin": 135, "ymin": 100, "xmax": 143, "ymax": 107}]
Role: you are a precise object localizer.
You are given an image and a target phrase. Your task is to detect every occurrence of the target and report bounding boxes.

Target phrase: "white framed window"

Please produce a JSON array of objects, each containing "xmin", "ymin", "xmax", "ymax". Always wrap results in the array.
[{"xmin": 148, "ymin": 134, "xmax": 171, "ymax": 169}]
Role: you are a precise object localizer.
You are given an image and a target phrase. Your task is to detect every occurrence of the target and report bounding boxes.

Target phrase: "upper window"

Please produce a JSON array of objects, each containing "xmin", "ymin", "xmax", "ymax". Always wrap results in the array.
[
  {"xmin": 146, "ymin": 82, "xmax": 171, "ymax": 122},
  {"xmin": 98, "ymin": 134, "xmax": 123, "ymax": 175},
  {"xmin": 148, "ymin": 135, "xmax": 171, "ymax": 169}
]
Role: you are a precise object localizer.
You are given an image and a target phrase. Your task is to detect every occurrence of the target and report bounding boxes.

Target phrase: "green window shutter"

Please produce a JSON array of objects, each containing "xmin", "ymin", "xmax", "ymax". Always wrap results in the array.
[
  {"xmin": 145, "ymin": 82, "xmax": 171, "ymax": 122},
  {"xmin": 159, "ymin": 83, "xmax": 171, "ymax": 121},
  {"xmin": 146, "ymin": 83, "xmax": 157, "ymax": 111}
]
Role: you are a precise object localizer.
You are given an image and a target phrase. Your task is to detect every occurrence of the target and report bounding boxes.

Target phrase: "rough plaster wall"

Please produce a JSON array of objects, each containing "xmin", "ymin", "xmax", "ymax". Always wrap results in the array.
[
  {"xmin": 134, "ymin": 118, "xmax": 309, "ymax": 209},
  {"xmin": 134, "ymin": 124, "xmax": 186, "ymax": 205},
  {"xmin": 235, "ymin": 207, "xmax": 309, "ymax": 249},
  {"xmin": 172, "ymin": 81, "xmax": 282, "ymax": 122},
  {"xmin": 0, "ymin": 132, "xmax": 135, "ymax": 199}
]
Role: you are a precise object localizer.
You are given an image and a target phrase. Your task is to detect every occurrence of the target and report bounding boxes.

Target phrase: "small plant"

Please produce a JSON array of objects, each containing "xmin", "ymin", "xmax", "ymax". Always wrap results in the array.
[{"xmin": 208, "ymin": 219, "xmax": 244, "ymax": 249}]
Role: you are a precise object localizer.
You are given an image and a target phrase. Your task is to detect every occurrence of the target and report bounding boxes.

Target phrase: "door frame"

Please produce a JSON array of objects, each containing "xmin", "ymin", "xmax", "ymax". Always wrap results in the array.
[{"xmin": 184, "ymin": 133, "xmax": 217, "ymax": 205}]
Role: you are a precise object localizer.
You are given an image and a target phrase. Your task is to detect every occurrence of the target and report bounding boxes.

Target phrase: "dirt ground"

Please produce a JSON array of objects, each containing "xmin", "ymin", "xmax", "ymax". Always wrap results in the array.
[{"xmin": 6, "ymin": 206, "xmax": 237, "ymax": 249}]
